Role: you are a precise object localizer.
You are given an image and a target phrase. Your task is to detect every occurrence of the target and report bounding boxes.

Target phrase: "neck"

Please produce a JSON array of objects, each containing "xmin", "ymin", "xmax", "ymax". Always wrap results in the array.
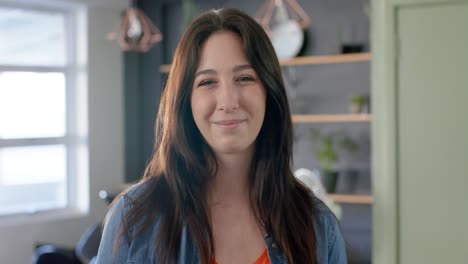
[{"xmin": 208, "ymin": 149, "xmax": 254, "ymax": 207}]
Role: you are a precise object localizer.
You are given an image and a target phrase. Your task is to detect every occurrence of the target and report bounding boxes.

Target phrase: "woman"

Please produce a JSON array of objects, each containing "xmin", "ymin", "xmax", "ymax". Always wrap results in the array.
[{"xmin": 96, "ymin": 8, "xmax": 347, "ymax": 264}]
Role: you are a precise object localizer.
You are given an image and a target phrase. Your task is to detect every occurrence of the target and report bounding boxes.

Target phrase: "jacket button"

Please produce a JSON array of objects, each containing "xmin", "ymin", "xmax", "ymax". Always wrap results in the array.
[{"xmin": 272, "ymin": 243, "xmax": 277, "ymax": 248}]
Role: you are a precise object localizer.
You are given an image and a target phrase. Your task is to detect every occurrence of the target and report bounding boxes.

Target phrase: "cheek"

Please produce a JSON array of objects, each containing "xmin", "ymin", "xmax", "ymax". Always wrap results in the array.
[
  {"xmin": 191, "ymin": 92, "xmax": 212, "ymax": 124},
  {"xmin": 256, "ymin": 91, "xmax": 267, "ymax": 129},
  {"xmin": 190, "ymin": 95, "xmax": 202, "ymax": 124},
  {"xmin": 247, "ymin": 88, "xmax": 267, "ymax": 116}
]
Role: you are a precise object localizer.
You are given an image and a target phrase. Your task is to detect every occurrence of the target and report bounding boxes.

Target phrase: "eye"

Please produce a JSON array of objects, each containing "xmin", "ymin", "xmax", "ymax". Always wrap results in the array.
[
  {"xmin": 198, "ymin": 79, "xmax": 216, "ymax": 87},
  {"xmin": 237, "ymin": 75, "xmax": 255, "ymax": 82}
]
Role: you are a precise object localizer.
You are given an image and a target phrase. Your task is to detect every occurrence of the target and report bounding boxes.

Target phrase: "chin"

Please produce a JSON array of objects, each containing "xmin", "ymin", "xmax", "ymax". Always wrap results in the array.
[
  {"xmin": 211, "ymin": 140, "xmax": 253, "ymax": 155},
  {"xmin": 214, "ymin": 145, "xmax": 248, "ymax": 154}
]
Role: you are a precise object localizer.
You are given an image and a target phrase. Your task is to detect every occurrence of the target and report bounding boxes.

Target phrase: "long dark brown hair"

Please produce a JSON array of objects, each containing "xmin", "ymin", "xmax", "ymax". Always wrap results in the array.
[{"xmin": 114, "ymin": 8, "xmax": 318, "ymax": 264}]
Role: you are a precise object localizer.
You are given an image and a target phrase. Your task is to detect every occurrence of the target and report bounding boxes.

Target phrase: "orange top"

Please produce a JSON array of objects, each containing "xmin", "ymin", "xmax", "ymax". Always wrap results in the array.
[{"xmin": 211, "ymin": 248, "xmax": 270, "ymax": 264}]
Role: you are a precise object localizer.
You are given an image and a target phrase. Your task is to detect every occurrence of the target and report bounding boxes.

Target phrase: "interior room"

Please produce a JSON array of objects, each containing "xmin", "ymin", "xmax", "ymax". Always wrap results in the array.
[{"xmin": 0, "ymin": 0, "xmax": 466, "ymax": 263}]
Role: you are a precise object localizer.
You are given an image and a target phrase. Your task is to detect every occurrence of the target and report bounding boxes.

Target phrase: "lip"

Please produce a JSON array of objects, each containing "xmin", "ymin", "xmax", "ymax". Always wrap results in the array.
[{"xmin": 213, "ymin": 119, "xmax": 246, "ymax": 128}]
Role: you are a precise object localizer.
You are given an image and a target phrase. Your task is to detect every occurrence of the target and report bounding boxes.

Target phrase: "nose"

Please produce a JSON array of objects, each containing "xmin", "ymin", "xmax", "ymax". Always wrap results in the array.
[{"xmin": 217, "ymin": 81, "xmax": 239, "ymax": 112}]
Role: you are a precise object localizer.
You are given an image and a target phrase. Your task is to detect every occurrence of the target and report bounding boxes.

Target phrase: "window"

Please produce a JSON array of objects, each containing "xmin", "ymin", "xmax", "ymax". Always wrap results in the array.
[{"xmin": 0, "ymin": 2, "xmax": 88, "ymax": 217}]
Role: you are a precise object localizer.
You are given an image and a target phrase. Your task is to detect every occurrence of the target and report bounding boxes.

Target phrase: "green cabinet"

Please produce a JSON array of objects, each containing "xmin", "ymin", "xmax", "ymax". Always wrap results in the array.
[{"xmin": 372, "ymin": 0, "xmax": 468, "ymax": 263}]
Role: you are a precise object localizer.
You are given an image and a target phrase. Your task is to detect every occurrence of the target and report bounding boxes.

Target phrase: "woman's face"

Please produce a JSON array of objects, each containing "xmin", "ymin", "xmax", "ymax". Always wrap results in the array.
[{"xmin": 191, "ymin": 31, "xmax": 266, "ymax": 156}]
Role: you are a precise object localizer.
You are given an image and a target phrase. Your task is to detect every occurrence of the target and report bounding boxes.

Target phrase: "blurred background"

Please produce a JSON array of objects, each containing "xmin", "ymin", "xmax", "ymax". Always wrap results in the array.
[{"xmin": 0, "ymin": 0, "xmax": 466, "ymax": 263}]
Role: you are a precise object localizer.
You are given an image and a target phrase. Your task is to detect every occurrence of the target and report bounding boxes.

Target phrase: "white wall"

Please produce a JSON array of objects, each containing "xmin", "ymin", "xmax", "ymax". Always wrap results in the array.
[{"xmin": 0, "ymin": 2, "xmax": 125, "ymax": 263}]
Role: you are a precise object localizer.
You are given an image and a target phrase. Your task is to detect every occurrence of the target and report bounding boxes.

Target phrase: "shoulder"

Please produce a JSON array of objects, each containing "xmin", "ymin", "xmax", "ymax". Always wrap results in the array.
[
  {"xmin": 310, "ymin": 194, "xmax": 348, "ymax": 263},
  {"xmin": 101, "ymin": 180, "xmax": 148, "ymax": 230},
  {"xmin": 95, "ymin": 181, "xmax": 153, "ymax": 264},
  {"xmin": 104, "ymin": 181, "xmax": 149, "ymax": 224},
  {"xmin": 121, "ymin": 180, "xmax": 152, "ymax": 202},
  {"xmin": 311, "ymin": 198, "xmax": 339, "ymax": 250}
]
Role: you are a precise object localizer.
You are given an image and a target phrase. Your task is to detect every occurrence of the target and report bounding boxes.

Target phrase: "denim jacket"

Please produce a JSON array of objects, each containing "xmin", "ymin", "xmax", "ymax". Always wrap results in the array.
[{"xmin": 96, "ymin": 183, "xmax": 347, "ymax": 264}]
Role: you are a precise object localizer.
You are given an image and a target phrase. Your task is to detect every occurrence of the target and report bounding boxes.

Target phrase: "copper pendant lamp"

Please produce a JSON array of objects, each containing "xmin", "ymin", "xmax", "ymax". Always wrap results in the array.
[
  {"xmin": 107, "ymin": 0, "xmax": 162, "ymax": 52},
  {"xmin": 255, "ymin": 0, "xmax": 310, "ymax": 34}
]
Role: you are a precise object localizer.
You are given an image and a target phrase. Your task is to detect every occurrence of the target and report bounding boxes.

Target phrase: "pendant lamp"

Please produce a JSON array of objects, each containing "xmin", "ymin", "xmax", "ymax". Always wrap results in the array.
[
  {"xmin": 256, "ymin": 0, "xmax": 311, "ymax": 59},
  {"xmin": 107, "ymin": 0, "xmax": 162, "ymax": 52},
  {"xmin": 255, "ymin": 0, "xmax": 310, "ymax": 33}
]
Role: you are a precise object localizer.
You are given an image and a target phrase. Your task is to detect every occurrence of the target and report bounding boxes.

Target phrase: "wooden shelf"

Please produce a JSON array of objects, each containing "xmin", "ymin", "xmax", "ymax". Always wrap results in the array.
[
  {"xmin": 280, "ymin": 53, "xmax": 371, "ymax": 66},
  {"xmin": 160, "ymin": 53, "xmax": 371, "ymax": 73},
  {"xmin": 160, "ymin": 64, "xmax": 171, "ymax": 73},
  {"xmin": 328, "ymin": 194, "xmax": 373, "ymax": 205},
  {"xmin": 292, "ymin": 114, "xmax": 372, "ymax": 123}
]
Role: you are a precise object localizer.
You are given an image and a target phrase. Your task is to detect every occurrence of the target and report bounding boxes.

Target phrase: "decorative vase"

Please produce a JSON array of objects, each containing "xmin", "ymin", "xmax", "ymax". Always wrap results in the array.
[
  {"xmin": 335, "ymin": 169, "xmax": 359, "ymax": 193},
  {"xmin": 350, "ymin": 103, "xmax": 363, "ymax": 114},
  {"xmin": 321, "ymin": 170, "xmax": 339, "ymax": 193}
]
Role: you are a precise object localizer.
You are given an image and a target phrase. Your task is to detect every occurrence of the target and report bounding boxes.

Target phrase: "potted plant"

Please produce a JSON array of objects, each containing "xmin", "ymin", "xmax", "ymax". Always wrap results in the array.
[
  {"xmin": 310, "ymin": 129, "xmax": 339, "ymax": 193},
  {"xmin": 349, "ymin": 95, "xmax": 369, "ymax": 113},
  {"xmin": 310, "ymin": 129, "xmax": 359, "ymax": 193},
  {"xmin": 335, "ymin": 136, "xmax": 360, "ymax": 193}
]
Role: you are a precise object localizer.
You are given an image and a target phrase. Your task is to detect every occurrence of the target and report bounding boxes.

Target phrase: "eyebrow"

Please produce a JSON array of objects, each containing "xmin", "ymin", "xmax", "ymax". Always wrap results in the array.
[{"xmin": 194, "ymin": 64, "xmax": 253, "ymax": 78}]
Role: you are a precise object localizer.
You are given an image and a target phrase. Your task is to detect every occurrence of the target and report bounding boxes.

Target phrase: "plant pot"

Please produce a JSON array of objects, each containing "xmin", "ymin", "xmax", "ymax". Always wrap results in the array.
[
  {"xmin": 341, "ymin": 43, "xmax": 364, "ymax": 54},
  {"xmin": 321, "ymin": 171, "xmax": 339, "ymax": 193},
  {"xmin": 350, "ymin": 103, "xmax": 363, "ymax": 114},
  {"xmin": 335, "ymin": 169, "xmax": 359, "ymax": 193},
  {"xmin": 350, "ymin": 102, "xmax": 370, "ymax": 114}
]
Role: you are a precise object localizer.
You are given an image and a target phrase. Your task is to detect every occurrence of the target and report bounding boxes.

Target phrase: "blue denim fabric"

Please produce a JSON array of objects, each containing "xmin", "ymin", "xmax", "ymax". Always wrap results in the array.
[{"xmin": 96, "ymin": 184, "xmax": 347, "ymax": 264}]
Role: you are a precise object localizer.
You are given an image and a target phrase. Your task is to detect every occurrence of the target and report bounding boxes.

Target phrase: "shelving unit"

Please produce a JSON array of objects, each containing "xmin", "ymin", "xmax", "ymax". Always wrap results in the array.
[
  {"xmin": 160, "ymin": 64, "xmax": 171, "ymax": 73},
  {"xmin": 159, "ymin": 53, "xmax": 372, "ymax": 73},
  {"xmin": 329, "ymin": 194, "xmax": 373, "ymax": 205},
  {"xmin": 283, "ymin": 53, "xmax": 372, "ymax": 206},
  {"xmin": 280, "ymin": 53, "xmax": 371, "ymax": 66},
  {"xmin": 292, "ymin": 114, "xmax": 372, "ymax": 123}
]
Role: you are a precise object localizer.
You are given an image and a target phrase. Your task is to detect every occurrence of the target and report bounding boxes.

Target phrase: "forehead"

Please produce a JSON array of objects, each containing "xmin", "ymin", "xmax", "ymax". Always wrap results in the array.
[{"xmin": 197, "ymin": 31, "xmax": 250, "ymax": 70}]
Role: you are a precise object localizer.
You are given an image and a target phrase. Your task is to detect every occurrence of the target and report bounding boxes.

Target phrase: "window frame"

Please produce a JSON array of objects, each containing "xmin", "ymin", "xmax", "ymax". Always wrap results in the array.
[{"xmin": 0, "ymin": 0, "xmax": 88, "ymax": 221}]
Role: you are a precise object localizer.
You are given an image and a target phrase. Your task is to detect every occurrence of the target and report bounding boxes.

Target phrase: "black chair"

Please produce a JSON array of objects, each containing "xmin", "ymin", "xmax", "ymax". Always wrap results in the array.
[
  {"xmin": 75, "ymin": 222, "xmax": 103, "ymax": 264},
  {"xmin": 31, "ymin": 244, "xmax": 80, "ymax": 264},
  {"xmin": 31, "ymin": 190, "xmax": 120, "ymax": 264}
]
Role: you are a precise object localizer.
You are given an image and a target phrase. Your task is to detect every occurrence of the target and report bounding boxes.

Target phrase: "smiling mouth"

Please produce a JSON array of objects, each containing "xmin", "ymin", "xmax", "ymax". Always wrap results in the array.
[{"xmin": 213, "ymin": 119, "xmax": 246, "ymax": 128}]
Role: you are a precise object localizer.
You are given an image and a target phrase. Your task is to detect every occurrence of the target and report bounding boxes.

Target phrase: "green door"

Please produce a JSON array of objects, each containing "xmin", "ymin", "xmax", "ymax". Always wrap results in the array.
[{"xmin": 372, "ymin": 0, "xmax": 468, "ymax": 263}]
